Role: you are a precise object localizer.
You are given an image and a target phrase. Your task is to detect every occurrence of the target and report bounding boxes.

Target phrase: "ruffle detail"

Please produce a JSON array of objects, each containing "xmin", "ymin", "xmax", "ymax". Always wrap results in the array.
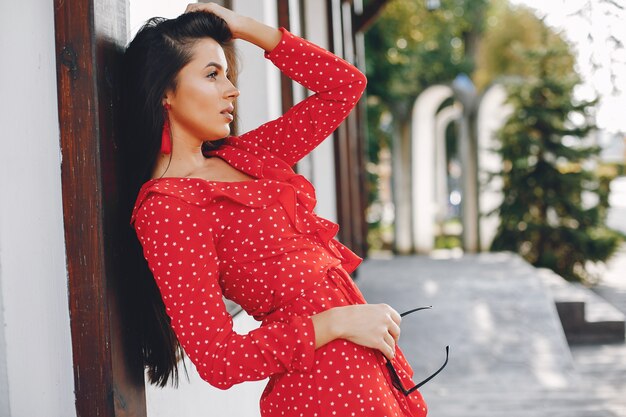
[{"xmin": 130, "ymin": 136, "xmax": 362, "ymax": 273}]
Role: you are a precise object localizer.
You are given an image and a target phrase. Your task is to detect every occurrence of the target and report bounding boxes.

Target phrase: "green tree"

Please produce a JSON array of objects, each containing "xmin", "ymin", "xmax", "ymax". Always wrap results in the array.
[
  {"xmin": 490, "ymin": 34, "xmax": 623, "ymax": 282},
  {"xmin": 365, "ymin": 0, "xmax": 487, "ymax": 117}
]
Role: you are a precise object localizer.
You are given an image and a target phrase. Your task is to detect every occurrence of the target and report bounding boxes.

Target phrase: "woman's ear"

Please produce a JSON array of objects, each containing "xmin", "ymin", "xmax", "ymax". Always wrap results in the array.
[{"xmin": 162, "ymin": 88, "xmax": 173, "ymax": 108}]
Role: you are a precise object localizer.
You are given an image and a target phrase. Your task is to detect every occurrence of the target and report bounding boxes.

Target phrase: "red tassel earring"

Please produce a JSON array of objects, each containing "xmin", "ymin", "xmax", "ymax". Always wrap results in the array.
[{"xmin": 161, "ymin": 103, "xmax": 172, "ymax": 154}]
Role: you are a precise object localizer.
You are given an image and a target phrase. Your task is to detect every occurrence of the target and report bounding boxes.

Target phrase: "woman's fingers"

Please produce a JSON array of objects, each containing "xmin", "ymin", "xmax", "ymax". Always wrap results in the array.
[
  {"xmin": 373, "ymin": 304, "xmax": 400, "ymax": 359},
  {"xmin": 340, "ymin": 303, "xmax": 404, "ymax": 361},
  {"xmin": 382, "ymin": 331, "xmax": 396, "ymax": 360},
  {"xmin": 380, "ymin": 303, "xmax": 402, "ymax": 325},
  {"xmin": 381, "ymin": 304, "xmax": 401, "ymax": 343},
  {"xmin": 388, "ymin": 320, "xmax": 401, "ymax": 344},
  {"xmin": 388, "ymin": 306, "xmax": 402, "ymax": 326}
]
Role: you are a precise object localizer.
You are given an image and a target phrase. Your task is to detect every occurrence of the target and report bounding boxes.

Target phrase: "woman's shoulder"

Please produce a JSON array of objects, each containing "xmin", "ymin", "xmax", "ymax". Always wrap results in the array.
[
  {"xmin": 129, "ymin": 175, "xmax": 278, "ymax": 227},
  {"xmin": 130, "ymin": 177, "xmax": 212, "ymax": 226}
]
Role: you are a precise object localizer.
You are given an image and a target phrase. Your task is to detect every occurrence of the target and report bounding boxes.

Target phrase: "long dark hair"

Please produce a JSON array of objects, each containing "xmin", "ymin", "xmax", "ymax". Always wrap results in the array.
[{"xmin": 118, "ymin": 11, "xmax": 238, "ymax": 388}]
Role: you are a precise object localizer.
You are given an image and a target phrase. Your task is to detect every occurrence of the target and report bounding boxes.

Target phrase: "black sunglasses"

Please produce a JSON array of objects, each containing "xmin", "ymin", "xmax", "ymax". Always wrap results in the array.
[{"xmin": 385, "ymin": 306, "xmax": 449, "ymax": 396}]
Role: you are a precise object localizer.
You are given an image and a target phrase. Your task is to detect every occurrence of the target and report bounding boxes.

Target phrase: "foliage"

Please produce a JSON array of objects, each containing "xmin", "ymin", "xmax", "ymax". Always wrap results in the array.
[
  {"xmin": 363, "ymin": 0, "xmax": 489, "ymax": 164},
  {"xmin": 363, "ymin": 0, "xmax": 488, "ymax": 252},
  {"xmin": 473, "ymin": 1, "xmax": 574, "ymax": 91},
  {"xmin": 490, "ymin": 35, "xmax": 623, "ymax": 282},
  {"xmin": 364, "ymin": 0, "xmax": 488, "ymax": 112}
]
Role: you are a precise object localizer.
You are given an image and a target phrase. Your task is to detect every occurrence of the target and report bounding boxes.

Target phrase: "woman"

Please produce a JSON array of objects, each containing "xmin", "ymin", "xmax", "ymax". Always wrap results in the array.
[{"xmin": 122, "ymin": 3, "xmax": 428, "ymax": 416}]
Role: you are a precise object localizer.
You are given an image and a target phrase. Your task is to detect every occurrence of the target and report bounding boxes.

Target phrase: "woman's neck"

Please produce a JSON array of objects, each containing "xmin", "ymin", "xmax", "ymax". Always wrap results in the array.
[{"xmin": 151, "ymin": 144, "xmax": 208, "ymax": 179}]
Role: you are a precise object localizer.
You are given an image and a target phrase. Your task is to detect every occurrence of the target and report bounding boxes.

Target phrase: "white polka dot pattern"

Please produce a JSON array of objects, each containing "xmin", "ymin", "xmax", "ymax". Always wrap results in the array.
[
  {"xmin": 130, "ymin": 27, "xmax": 428, "ymax": 417},
  {"xmin": 239, "ymin": 26, "xmax": 368, "ymax": 166}
]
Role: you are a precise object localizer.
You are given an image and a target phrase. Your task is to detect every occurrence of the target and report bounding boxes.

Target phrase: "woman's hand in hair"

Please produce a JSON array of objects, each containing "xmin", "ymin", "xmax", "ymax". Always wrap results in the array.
[
  {"xmin": 184, "ymin": 2, "xmax": 246, "ymax": 39},
  {"xmin": 184, "ymin": 2, "xmax": 281, "ymax": 52}
]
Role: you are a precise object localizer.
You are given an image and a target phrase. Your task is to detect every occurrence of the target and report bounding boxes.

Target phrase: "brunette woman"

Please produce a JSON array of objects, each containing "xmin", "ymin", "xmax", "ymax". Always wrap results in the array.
[{"xmin": 121, "ymin": 3, "xmax": 429, "ymax": 416}]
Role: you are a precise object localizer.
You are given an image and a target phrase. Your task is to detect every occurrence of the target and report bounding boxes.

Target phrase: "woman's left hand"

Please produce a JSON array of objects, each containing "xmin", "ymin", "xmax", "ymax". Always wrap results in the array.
[{"xmin": 184, "ymin": 2, "xmax": 247, "ymax": 39}]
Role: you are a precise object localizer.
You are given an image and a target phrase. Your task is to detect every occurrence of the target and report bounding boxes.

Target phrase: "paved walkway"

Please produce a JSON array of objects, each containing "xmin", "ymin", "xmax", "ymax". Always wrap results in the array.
[
  {"xmin": 570, "ymin": 244, "xmax": 626, "ymax": 417},
  {"xmin": 356, "ymin": 252, "xmax": 626, "ymax": 417},
  {"xmin": 567, "ymin": 185, "xmax": 626, "ymax": 416},
  {"xmin": 592, "ymin": 245, "xmax": 626, "ymax": 317}
]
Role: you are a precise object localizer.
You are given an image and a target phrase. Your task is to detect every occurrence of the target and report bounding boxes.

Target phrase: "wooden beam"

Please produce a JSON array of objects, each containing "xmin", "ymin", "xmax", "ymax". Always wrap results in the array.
[
  {"xmin": 353, "ymin": 0, "xmax": 393, "ymax": 33},
  {"xmin": 327, "ymin": 0, "xmax": 370, "ymax": 260},
  {"xmin": 54, "ymin": 0, "xmax": 146, "ymax": 415},
  {"xmin": 277, "ymin": 0, "xmax": 294, "ymax": 115}
]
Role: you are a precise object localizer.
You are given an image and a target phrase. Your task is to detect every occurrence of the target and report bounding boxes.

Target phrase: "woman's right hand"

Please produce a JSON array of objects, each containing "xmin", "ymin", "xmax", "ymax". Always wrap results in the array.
[
  {"xmin": 184, "ymin": 3, "xmax": 247, "ymax": 39},
  {"xmin": 184, "ymin": 2, "xmax": 281, "ymax": 53},
  {"xmin": 333, "ymin": 304, "xmax": 402, "ymax": 361}
]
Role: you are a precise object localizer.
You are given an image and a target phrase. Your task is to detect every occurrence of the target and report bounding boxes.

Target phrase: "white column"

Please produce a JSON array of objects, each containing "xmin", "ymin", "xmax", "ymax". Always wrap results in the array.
[
  {"xmin": 393, "ymin": 120, "xmax": 414, "ymax": 254},
  {"xmin": 434, "ymin": 104, "xmax": 462, "ymax": 224},
  {"xmin": 412, "ymin": 85, "xmax": 454, "ymax": 253},
  {"xmin": 302, "ymin": 0, "xmax": 338, "ymax": 223},
  {"xmin": 477, "ymin": 84, "xmax": 513, "ymax": 251}
]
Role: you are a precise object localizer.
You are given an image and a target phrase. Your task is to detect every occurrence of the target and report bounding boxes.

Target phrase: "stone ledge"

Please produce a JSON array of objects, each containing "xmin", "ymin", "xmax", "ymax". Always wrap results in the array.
[{"xmin": 538, "ymin": 268, "xmax": 625, "ymax": 344}]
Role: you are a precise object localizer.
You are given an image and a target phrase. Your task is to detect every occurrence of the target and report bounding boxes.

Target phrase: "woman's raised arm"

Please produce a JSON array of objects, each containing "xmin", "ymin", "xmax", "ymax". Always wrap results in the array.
[
  {"xmin": 185, "ymin": 3, "xmax": 368, "ymax": 165},
  {"xmin": 237, "ymin": 27, "xmax": 367, "ymax": 165}
]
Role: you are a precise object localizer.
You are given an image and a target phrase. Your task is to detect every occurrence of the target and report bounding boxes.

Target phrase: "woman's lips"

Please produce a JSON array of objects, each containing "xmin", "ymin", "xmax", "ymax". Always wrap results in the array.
[{"xmin": 221, "ymin": 105, "xmax": 234, "ymax": 122}]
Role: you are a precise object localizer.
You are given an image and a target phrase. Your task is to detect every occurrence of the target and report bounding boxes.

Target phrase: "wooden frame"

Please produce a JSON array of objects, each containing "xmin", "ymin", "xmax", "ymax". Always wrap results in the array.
[
  {"xmin": 277, "ymin": 0, "xmax": 295, "ymax": 114},
  {"xmin": 54, "ymin": 0, "xmax": 146, "ymax": 415},
  {"xmin": 328, "ymin": 0, "xmax": 369, "ymax": 260}
]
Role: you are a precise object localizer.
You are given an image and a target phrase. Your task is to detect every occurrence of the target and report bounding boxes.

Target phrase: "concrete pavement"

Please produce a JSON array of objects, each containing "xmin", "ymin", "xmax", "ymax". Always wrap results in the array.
[{"xmin": 356, "ymin": 252, "xmax": 626, "ymax": 417}]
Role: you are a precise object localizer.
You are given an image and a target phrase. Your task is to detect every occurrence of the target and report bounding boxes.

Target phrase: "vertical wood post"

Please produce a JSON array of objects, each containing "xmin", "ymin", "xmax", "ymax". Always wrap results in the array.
[
  {"xmin": 328, "ymin": 0, "xmax": 369, "ymax": 260},
  {"xmin": 54, "ymin": 0, "xmax": 147, "ymax": 415},
  {"xmin": 277, "ymin": 0, "xmax": 295, "ymax": 115}
]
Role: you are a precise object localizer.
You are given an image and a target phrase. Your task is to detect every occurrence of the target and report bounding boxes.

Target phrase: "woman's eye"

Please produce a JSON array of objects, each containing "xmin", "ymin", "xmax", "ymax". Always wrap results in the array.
[{"xmin": 207, "ymin": 71, "xmax": 218, "ymax": 79}]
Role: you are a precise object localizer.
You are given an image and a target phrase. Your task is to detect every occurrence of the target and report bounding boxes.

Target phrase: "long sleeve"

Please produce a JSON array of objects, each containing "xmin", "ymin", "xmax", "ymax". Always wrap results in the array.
[
  {"xmin": 133, "ymin": 194, "xmax": 317, "ymax": 390},
  {"xmin": 237, "ymin": 27, "xmax": 367, "ymax": 166}
]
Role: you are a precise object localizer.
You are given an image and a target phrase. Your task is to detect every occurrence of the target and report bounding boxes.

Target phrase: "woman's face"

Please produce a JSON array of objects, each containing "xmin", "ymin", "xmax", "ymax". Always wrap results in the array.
[{"xmin": 164, "ymin": 37, "xmax": 239, "ymax": 143}]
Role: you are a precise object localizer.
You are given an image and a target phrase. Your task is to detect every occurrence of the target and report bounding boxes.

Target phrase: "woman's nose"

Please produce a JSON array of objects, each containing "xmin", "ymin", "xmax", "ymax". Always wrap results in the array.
[
  {"xmin": 229, "ymin": 87, "xmax": 240, "ymax": 99},
  {"xmin": 226, "ymin": 82, "xmax": 240, "ymax": 99}
]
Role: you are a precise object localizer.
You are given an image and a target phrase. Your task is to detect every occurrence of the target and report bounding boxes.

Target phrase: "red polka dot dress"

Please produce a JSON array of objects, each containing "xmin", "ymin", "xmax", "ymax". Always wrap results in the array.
[{"xmin": 131, "ymin": 27, "xmax": 428, "ymax": 417}]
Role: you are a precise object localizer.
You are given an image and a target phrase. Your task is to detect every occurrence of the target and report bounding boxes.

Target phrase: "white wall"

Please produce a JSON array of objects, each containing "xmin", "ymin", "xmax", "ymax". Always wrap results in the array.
[
  {"xmin": 302, "ymin": 0, "xmax": 338, "ymax": 224},
  {"xmin": 0, "ymin": 252, "xmax": 9, "ymax": 417},
  {"xmin": 0, "ymin": 0, "xmax": 77, "ymax": 416},
  {"xmin": 144, "ymin": 312, "xmax": 266, "ymax": 417},
  {"xmin": 128, "ymin": 0, "xmax": 189, "ymax": 36},
  {"xmin": 230, "ymin": 1, "xmax": 281, "ymax": 136}
]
